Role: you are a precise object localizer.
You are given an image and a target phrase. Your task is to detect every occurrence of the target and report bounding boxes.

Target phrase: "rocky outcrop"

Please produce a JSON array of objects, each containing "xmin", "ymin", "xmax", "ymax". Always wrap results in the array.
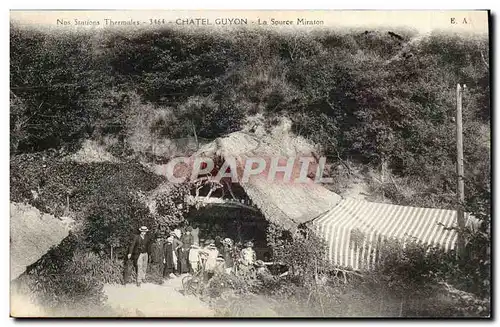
[{"xmin": 10, "ymin": 202, "xmax": 72, "ymax": 280}]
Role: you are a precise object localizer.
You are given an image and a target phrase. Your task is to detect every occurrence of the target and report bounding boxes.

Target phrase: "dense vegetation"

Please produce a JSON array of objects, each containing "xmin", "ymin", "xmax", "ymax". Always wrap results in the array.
[
  {"xmin": 10, "ymin": 25, "xmax": 490, "ymax": 209},
  {"xmin": 10, "ymin": 24, "xmax": 490, "ymax": 316}
]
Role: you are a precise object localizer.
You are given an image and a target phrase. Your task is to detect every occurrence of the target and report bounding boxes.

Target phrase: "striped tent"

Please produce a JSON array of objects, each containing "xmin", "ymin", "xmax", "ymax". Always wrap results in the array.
[{"xmin": 309, "ymin": 198, "xmax": 478, "ymax": 271}]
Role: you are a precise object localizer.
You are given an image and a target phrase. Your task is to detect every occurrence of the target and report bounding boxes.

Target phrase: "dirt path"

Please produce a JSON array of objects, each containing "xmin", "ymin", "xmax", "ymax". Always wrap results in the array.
[{"xmin": 103, "ymin": 275, "xmax": 214, "ymax": 317}]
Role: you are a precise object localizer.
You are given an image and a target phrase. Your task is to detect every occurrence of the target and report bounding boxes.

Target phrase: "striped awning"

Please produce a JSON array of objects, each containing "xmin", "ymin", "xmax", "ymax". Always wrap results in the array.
[{"xmin": 310, "ymin": 198, "xmax": 478, "ymax": 271}]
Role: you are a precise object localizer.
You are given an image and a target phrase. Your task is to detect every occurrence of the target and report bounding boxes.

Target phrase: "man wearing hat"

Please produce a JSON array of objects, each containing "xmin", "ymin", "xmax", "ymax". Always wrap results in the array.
[
  {"xmin": 127, "ymin": 226, "xmax": 151, "ymax": 287},
  {"xmin": 222, "ymin": 238, "xmax": 235, "ymax": 274},
  {"xmin": 168, "ymin": 231, "xmax": 183, "ymax": 275},
  {"xmin": 163, "ymin": 234, "xmax": 182, "ymax": 280}
]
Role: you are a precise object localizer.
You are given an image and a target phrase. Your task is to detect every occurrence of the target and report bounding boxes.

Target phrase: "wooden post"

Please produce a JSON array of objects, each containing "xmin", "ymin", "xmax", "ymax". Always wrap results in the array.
[
  {"xmin": 456, "ymin": 84, "xmax": 466, "ymax": 259},
  {"xmin": 191, "ymin": 121, "xmax": 199, "ymax": 150},
  {"xmin": 381, "ymin": 156, "xmax": 387, "ymax": 200},
  {"xmin": 152, "ymin": 139, "xmax": 156, "ymax": 164},
  {"xmin": 65, "ymin": 193, "xmax": 70, "ymax": 215}
]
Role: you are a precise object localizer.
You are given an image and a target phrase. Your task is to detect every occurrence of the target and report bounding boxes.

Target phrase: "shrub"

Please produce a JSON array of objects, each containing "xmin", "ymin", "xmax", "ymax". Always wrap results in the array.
[
  {"xmin": 10, "ymin": 153, "xmax": 163, "ymax": 216},
  {"xmin": 148, "ymin": 182, "xmax": 191, "ymax": 229},
  {"xmin": 266, "ymin": 223, "xmax": 332, "ymax": 285},
  {"xmin": 82, "ymin": 190, "xmax": 154, "ymax": 253},
  {"xmin": 68, "ymin": 250, "xmax": 122, "ymax": 285},
  {"xmin": 362, "ymin": 237, "xmax": 490, "ymax": 317},
  {"xmin": 177, "ymin": 95, "xmax": 245, "ymax": 141}
]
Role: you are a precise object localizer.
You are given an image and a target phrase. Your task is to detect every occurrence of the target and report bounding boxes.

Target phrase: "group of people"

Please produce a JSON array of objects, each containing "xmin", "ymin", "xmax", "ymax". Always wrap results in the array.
[{"xmin": 125, "ymin": 225, "xmax": 267, "ymax": 287}]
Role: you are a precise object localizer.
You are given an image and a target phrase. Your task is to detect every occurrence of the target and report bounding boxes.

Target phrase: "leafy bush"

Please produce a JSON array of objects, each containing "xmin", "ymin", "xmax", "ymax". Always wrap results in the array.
[
  {"xmin": 362, "ymin": 237, "xmax": 490, "ymax": 317},
  {"xmin": 146, "ymin": 183, "xmax": 191, "ymax": 232},
  {"xmin": 82, "ymin": 193, "xmax": 153, "ymax": 253},
  {"xmin": 204, "ymin": 272, "xmax": 255, "ymax": 299},
  {"xmin": 266, "ymin": 223, "xmax": 332, "ymax": 285},
  {"xmin": 10, "ymin": 153, "xmax": 163, "ymax": 215}
]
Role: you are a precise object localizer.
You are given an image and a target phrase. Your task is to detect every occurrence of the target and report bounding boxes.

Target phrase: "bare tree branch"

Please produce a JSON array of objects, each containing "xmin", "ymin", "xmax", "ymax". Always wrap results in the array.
[{"xmin": 480, "ymin": 50, "xmax": 489, "ymax": 69}]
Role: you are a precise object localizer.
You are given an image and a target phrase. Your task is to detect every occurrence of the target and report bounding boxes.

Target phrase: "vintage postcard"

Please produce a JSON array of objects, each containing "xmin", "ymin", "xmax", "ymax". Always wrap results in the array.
[{"xmin": 10, "ymin": 10, "xmax": 490, "ymax": 318}]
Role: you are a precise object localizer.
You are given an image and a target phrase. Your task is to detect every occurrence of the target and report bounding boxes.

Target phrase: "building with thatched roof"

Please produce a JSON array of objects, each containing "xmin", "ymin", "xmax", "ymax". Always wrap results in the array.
[
  {"xmin": 176, "ymin": 120, "xmax": 476, "ymax": 270},
  {"xmin": 184, "ymin": 127, "xmax": 342, "ymax": 232}
]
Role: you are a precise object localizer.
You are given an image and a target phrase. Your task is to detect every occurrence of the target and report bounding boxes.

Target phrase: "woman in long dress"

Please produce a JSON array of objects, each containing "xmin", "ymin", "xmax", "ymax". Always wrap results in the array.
[
  {"xmin": 163, "ymin": 236, "xmax": 175, "ymax": 279},
  {"xmin": 170, "ymin": 230, "xmax": 183, "ymax": 275},
  {"xmin": 163, "ymin": 234, "xmax": 183, "ymax": 279}
]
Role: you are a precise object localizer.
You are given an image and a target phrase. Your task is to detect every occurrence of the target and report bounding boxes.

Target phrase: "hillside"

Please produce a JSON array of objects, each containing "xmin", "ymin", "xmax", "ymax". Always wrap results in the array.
[
  {"xmin": 9, "ymin": 25, "xmax": 490, "ymax": 317},
  {"xmin": 10, "ymin": 26, "xmax": 490, "ymax": 212}
]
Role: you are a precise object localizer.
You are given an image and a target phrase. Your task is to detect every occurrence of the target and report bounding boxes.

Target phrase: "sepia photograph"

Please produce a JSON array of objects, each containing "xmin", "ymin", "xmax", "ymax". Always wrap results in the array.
[{"xmin": 9, "ymin": 9, "xmax": 491, "ymax": 318}]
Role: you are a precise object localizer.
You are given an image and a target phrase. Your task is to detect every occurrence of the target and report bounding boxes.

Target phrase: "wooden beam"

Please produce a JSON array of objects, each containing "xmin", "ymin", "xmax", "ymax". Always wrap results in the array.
[{"xmin": 456, "ymin": 84, "xmax": 466, "ymax": 259}]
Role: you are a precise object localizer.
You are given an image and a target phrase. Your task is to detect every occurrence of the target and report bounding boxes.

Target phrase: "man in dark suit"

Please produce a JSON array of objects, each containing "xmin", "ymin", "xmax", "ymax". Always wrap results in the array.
[
  {"xmin": 149, "ymin": 235, "xmax": 165, "ymax": 284},
  {"xmin": 127, "ymin": 226, "xmax": 151, "ymax": 287}
]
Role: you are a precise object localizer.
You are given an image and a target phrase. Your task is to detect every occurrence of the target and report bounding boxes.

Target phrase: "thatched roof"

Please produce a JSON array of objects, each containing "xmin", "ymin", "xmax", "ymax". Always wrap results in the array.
[
  {"xmin": 10, "ymin": 202, "xmax": 71, "ymax": 280},
  {"xmin": 191, "ymin": 124, "xmax": 341, "ymax": 230},
  {"xmin": 241, "ymin": 176, "xmax": 342, "ymax": 230}
]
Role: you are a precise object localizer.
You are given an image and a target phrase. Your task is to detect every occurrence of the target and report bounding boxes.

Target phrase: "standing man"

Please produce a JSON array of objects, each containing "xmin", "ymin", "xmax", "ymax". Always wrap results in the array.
[
  {"xmin": 128, "ymin": 226, "xmax": 151, "ymax": 287},
  {"xmin": 222, "ymin": 238, "xmax": 235, "ymax": 274},
  {"xmin": 149, "ymin": 235, "xmax": 165, "ymax": 284},
  {"xmin": 179, "ymin": 227, "xmax": 193, "ymax": 274}
]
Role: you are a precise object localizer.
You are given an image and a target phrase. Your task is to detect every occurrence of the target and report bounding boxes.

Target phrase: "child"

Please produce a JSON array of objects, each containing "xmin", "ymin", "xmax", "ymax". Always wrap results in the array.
[
  {"xmin": 214, "ymin": 236, "xmax": 224, "ymax": 254},
  {"xmin": 240, "ymin": 241, "xmax": 256, "ymax": 266},
  {"xmin": 189, "ymin": 243, "xmax": 201, "ymax": 274},
  {"xmin": 239, "ymin": 241, "xmax": 256, "ymax": 277},
  {"xmin": 255, "ymin": 260, "xmax": 273, "ymax": 282},
  {"xmin": 202, "ymin": 240, "xmax": 219, "ymax": 280},
  {"xmin": 214, "ymin": 255, "xmax": 226, "ymax": 275},
  {"xmin": 255, "ymin": 260, "xmax": 268, "ymax": 275}
]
